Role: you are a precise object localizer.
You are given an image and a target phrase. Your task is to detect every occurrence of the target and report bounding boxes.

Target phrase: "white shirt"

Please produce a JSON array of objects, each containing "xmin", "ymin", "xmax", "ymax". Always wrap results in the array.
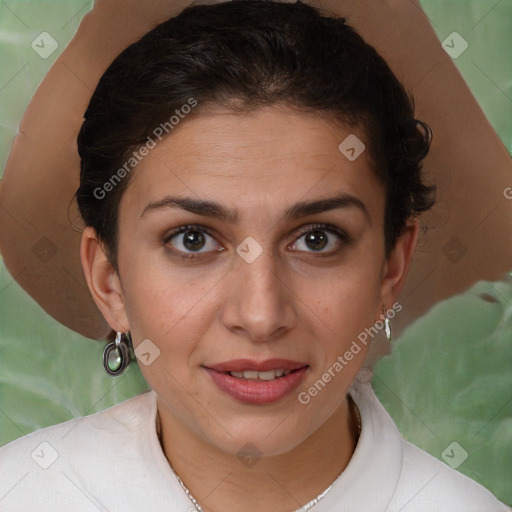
[{"xmin": 0, "ymin": 378, "xmax": 509, "ymax": 511}]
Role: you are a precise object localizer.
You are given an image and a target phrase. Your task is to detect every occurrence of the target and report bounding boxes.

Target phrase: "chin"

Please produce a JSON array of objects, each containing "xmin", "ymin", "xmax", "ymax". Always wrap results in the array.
[{"xmin": 197, "ymin": 412, "xmax": 314, "ymax": 460}]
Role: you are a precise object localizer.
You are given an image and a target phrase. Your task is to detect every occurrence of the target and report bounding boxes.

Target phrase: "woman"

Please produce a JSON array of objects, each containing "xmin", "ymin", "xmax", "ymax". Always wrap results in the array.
[{"xmin": 0, "ymin": 1, "xmax": 509, "ymax": 510}]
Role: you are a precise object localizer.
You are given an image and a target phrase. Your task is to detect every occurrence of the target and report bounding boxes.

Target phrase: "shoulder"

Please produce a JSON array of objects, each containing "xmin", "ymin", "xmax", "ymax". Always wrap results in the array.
[
  {"xmin": 392, "ymin": 430, "xmax": 510, "ymax": 511},
  {"xmin": 347, "ymin": 378, "xmax": 510, "ymax": 511},
  {"xmin": 0, "ymin": 392, "xmax": 162, "ymax": 510},
  {"xmin": 0, "ymin": 391, "xmax": 154, "ymax": 456}
]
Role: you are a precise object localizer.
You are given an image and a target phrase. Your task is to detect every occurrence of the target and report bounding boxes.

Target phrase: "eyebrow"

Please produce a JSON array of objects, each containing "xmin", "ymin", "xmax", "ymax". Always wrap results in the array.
[{"xmin": 140, "ymin": 192, "xmax": 370, "ymax": 223}]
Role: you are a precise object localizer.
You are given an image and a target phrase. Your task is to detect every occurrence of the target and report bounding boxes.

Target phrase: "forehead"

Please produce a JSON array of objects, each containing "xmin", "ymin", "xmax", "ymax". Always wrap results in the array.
[{"xmin": 122, "ymin": 106, "xmax": 384, "ymax": 221}]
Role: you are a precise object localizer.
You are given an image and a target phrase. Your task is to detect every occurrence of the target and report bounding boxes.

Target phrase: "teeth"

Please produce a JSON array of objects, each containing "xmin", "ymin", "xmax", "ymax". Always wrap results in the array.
[
  {"xmin": 228, "ymin": 369, "xmax": 292, "ymax": 380},
  {"xmin": 258, "ymin": 370, "xmax": 278, "ymax": 381}
]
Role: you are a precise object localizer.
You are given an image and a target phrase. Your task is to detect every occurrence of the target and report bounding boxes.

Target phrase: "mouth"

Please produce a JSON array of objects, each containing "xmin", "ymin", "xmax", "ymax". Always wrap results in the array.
[
  {"xmin": 223, "ymin": 369, "xmax": 296, "ymax": 380},
  {"xmin": 203, "ymin": 359, "xmax": 310, "ymax": 405}
]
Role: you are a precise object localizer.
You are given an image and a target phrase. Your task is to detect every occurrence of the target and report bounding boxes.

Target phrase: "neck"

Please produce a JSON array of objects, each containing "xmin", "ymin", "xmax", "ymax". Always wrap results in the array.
[{"xmin": 156, "ymin": 396, "xmax": 360, "ymax": 512}]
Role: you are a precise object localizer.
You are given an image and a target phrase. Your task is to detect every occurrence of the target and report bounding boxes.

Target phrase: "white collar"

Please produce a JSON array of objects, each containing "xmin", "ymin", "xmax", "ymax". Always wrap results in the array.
[
  {"xmin": 145, "ymin": 371, "xmax": 404, "ymax": 510},
  {"xmin": 312, "ymin": 375, "xmax": 404, "ymax": 510}
]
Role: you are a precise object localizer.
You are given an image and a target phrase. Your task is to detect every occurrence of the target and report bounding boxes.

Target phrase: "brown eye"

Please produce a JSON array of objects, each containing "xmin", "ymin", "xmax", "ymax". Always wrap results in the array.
[
  {"xmin": 181, "ymin": 229, "xmax": 207, "ymax": 251},
  {"xmin": 163, "ymin": 224, "xmax": 223, "ymax": 260},
  {"xmin": 303, "ymin": 230, "xmax": 329, "ymax": 251},
  {"xmin": 291, "ymin": 223, "xmax": 350, "ymax": 254}
]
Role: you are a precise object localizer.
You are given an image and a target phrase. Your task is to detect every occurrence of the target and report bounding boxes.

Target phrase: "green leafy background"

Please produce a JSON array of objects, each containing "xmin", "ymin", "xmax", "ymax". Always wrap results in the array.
[{"xmin": 0, "ymin": 0, "xmax": 511, "ymax": 505}]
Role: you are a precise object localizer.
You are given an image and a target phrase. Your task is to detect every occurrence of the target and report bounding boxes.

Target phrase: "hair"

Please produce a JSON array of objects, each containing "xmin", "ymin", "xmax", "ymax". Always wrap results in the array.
[{"xmin": 76, "ymin": 0, "xmax": 435, "ymax": 273}]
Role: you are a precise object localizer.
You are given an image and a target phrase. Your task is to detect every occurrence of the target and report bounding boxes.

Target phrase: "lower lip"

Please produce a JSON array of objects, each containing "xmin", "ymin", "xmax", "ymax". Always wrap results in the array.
[{"xmin": 204, "ymin": 367, "xmax": 309, "ymax": 405}]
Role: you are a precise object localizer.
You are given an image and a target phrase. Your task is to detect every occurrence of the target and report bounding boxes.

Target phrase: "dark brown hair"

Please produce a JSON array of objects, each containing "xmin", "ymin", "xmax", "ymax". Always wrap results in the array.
[{"xmin": 76, "ymin": 0, "xmax": 435, "ymax": 271}]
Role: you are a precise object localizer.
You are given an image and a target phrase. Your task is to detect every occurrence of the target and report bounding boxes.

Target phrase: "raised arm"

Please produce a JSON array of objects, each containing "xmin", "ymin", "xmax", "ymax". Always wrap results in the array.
[
  {"xmin": 316, "ymin": 0, "xmax": 512, "ymax": 335},
  {"xmin": 0, "ymin": 0, "xmax": 194, "ymax": 339},
  {"xmin": 1, "ymin": 0, "xmax": 510, "ymax": 340}
]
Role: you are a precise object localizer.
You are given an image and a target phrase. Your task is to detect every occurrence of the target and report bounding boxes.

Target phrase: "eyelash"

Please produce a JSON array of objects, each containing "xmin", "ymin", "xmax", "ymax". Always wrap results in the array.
[{"xmin": 162, "ymin": 223, "xmax": 351, "ymax": 261}]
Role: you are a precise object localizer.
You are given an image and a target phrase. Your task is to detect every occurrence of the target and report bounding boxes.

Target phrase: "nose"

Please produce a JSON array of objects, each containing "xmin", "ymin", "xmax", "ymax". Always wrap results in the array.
[{"xmin": 221, "ymin": 242, "xmax": 297, "ymax": 343}]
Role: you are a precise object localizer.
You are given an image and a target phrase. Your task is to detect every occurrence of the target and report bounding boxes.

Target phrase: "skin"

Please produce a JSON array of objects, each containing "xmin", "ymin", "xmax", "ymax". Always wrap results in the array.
[
  {"xmin": 81, "ymin": 105, "xmax": 418, "ymax": 511},
  {"xmin": 2, "ymin": 0, "xmax": 510, "ymax": 341}
]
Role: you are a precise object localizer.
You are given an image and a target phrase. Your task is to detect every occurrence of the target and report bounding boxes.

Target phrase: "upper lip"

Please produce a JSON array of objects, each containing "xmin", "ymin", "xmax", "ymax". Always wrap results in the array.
[{"xmin": 205, "ymin": 358, "xmax": 309, "ymax": 372}]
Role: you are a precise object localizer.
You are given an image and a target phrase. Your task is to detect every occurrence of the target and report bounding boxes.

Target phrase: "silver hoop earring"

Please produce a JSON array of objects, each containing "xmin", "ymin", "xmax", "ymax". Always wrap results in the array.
[
  {"xmin": 103, "ymin": 332, "xmax": 130, "ymax": 376},
  {"xmin": 383, "ymin": 307, "xmax": 392, "ymax": 342}
]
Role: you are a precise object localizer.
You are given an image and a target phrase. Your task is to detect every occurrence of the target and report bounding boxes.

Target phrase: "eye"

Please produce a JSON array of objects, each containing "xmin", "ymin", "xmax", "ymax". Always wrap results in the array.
[
  {"xmin": 163, "ymin": 222, "xmax": 350, "ymax": 261},
  {"xmin": 291, "ymin": 223, "xmax": 350, "ymax": 254},
  {"xmin": 163, "ymin": 225, "xmax": 223, "ymax": 259}
]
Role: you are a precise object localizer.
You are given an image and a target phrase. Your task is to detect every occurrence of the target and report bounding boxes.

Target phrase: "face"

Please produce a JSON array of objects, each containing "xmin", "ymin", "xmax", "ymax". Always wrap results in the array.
[{"xmin": 83, "ymin": 105, "xmax": 415, "ymax": 457}]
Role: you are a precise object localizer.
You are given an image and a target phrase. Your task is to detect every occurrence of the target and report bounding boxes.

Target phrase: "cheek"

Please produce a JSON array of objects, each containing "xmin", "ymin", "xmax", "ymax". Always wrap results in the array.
[
  {"xmin": 305, "ymin": 266, "xmax": 381, "ymax": 331},
  {"xmin": 299, "ymin": 267, "xmax": 383, "ymax": 377},
  {"xmin": 120, "ymin": 251, "xmax": 217, "ymax": 334},
  {"xmin": 120, "ymin": 269, "xmax": 206, "ymax": 395}
]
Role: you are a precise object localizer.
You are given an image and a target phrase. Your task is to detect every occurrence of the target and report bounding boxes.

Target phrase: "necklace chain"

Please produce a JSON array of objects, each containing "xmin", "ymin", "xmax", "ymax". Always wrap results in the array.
[
  {"xmin": 172, "ymin": 467, "xmax": 338, "ymax": 512},
  {"xmin": 157, "ymin": 396, "xmax": 361, "ymax": 512}
]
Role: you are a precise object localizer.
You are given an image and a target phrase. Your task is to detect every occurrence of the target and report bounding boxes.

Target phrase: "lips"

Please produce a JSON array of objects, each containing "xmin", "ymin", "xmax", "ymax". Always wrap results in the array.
[{"xmin": 203, "ymin": 359, "xmax": 309, "ymax": 405}]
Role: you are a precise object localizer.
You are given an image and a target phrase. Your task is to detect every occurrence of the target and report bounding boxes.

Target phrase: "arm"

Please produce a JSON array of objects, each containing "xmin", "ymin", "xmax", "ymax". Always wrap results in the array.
[
  {"xmin": 315, "ymin": 0, "xmax": 512, "ymax": 335},
  {"xmin": 1, "ymin": 0, "xmax": 510, "ymax": 339},
  {"xmin": 0, "ymin": 0, "xmax": 194, "ymax": 339}
]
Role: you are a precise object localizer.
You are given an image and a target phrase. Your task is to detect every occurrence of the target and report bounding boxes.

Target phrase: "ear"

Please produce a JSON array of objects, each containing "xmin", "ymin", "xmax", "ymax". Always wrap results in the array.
[
  {"xmin": 378, "ymin": 218, "xmax": 420, "ymax": 313},
  {"xmin": 80, "ymin": 226, "xmax": 129, "ymax": 333}
]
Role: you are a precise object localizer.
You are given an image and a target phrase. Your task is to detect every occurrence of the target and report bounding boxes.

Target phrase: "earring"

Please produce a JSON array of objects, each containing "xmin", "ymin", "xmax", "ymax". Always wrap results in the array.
[
  {"xmin": 103, "ymin": 331, "xmax": 130, "ymax": 376},
  {"xmin": 383, "ymin": 306, "xmax": 392, "ymax": 342}
]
